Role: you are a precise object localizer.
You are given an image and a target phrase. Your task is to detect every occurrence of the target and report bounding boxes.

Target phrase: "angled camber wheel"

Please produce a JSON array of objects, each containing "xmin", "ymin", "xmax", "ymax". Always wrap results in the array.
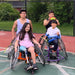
[
  {"xmin": 34, "ymin": 44, "xmax": 45, "ymax": 66},
  {"xmin": 58, "ymin": 39, "xmax": 68, "ymax": 60},
  {"xmin": 10, "ymin": 48, "xmax": 19, "ymax": 69}
]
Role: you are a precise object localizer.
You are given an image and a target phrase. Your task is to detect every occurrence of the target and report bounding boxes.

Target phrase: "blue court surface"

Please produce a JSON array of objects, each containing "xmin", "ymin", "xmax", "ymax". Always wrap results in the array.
[{"xmin": 0, "ymin": 51, "xmax": 75, "ymax": 75}]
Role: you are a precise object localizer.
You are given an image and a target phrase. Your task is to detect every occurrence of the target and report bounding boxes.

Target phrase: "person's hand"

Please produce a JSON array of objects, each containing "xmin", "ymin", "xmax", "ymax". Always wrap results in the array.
[
  {"xmin": 38, "ymin": 44, "xmax": 41, "ymax": 48},
  {"xmin": 15, "ymin": 47, "xmax": 17, "ymax": 52},
  {"xmin": 57, "ymin": 32, "xmax": 59, "ymax": 36},
  {"xmin": 12, "ymin": 36, "xmax": 15, "ymax": 40},
  {"xmin": 43, "ymin": 37, "xmax": 46, "ymax": 40}
]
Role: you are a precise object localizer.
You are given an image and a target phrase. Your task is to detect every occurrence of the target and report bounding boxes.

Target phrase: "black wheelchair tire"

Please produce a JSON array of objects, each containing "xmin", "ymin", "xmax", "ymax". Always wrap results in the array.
[
  {"xmin": 58, "ymin": 39, "xmax": 68, "ymax": 60},
  {"xmin": 34, "ymin": 44, "xmax": 45, "ymax": 66}
]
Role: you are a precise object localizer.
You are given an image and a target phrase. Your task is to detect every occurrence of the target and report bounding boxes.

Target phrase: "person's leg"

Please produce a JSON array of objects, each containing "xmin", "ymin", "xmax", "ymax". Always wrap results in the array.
[
  {"xmin": 28, "ymin": 47, "xmax": 36, "ymax": 64},
  {"xmin": 51, "ymin": 40, "xmax": 58, "ymax": 59},
  {"xmin": 53, "ymin": 39, "xmax": 58, "ymax": 51},
  {"xmin": 19, "ymin": 46, "xmax": 33, "ymax": 70},
  {"xmin": 28, "ymin": 46, "xmax": 38, "ymax": 70}
]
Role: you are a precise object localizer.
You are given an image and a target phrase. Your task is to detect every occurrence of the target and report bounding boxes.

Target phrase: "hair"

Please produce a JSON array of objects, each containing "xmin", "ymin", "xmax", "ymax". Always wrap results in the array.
[
  {"xmin": 48, "ymin": 10, "xmax": 54, "ymax": 14},
  {"xmin": 50, "ymin": 20, "xmax": 57, "ymax": 24},
  {"xmin": 19, "ymin": 23, "xmax": 34, "ymax": 41},
  {"xmin": 20, "ymin": 9, "xmax": 27, "ymax": 14}
]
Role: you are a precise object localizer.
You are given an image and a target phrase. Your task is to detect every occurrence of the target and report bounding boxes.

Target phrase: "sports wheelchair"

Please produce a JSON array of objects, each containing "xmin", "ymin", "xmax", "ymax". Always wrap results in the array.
[
  {"xmin": 10, "ymin": 43, "xmax": 45, "ymax": 71},
  {"xmin": 39, "ymin": 34, "xmax": 68, "ymax": 63}
]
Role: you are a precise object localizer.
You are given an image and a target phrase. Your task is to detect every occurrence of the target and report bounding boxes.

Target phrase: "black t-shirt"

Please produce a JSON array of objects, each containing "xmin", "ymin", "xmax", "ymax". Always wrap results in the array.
[{"xmin": 45, "ymin": 19, "xmax": 51, "ymax": 31}]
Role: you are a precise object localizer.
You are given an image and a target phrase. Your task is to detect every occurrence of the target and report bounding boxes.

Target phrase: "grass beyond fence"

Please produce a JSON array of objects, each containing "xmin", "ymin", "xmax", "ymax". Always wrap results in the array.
[{"xmin": 0, "ymin": 21, "xmax": 73, "ymax": 36}]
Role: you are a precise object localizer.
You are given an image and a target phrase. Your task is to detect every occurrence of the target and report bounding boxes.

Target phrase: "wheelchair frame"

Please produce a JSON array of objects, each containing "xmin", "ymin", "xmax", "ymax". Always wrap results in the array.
[
  {"xmin": 10, "ymin": 44, "xmax": 45, "ymax": 70},
  {"xmin": 39, "ymin": 35, "xmax": 68, "ymax": 63}
]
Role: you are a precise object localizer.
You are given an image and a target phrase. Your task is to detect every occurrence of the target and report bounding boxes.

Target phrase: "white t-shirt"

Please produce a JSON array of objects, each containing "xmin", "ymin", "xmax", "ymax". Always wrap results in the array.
[{"xmin": 46, "ymin": 27, "xmax": 61, "ymax": 37}]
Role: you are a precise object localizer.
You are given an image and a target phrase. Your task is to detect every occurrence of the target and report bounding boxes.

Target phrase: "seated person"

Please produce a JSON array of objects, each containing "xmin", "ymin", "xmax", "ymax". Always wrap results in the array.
[
  {"xmin": 15, "ymin": 23, "xmax": 41, "ymax": 70},
  {"xmin": 44, "ymin": 20, "xmax": 61, "ymax": 56}
]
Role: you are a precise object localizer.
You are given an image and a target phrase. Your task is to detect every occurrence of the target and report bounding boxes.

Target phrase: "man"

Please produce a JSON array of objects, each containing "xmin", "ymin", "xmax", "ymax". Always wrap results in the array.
[{"xmin": 12, "ymin": 9, "xmax": 32, "ymax": 40}]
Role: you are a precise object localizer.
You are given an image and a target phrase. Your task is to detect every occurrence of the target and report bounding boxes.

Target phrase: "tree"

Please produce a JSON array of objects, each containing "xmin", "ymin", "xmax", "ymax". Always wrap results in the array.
[
  {"xmin": 0, "ymin": 3, "xmax": 19, "ymax": 21},
  {"xmin": 27, "ymin": 0, "xmax": 47, "ymax": 22}
]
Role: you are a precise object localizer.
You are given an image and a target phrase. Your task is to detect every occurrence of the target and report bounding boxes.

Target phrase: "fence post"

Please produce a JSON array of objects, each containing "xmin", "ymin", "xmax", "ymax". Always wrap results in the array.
[
  {"xmin": 25, "ymin": 0, "xmax": 27, "ymax": 11},
  {"xmin": 73, "ymin": 1, "xmax": 75, "ymax": 36}
]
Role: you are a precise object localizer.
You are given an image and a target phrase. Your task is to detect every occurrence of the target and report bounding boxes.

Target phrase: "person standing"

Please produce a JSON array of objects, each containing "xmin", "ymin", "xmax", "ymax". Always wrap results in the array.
[
  {"xmin": 12, "ymin": 9, "xmax": 32, "ymax": 40},
  {"xmin": 43, "ymin": 10, "xmax": 60, "ymax": 31}
]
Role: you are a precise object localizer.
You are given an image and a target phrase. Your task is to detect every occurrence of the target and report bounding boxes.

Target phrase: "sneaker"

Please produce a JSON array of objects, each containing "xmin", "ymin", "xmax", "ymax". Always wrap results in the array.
[
  {"xmin": 33, "ymin": 64, "xmax": 38, "ymax": 70},
  {"xmin": 26, "ymin": 64, "xmax": 33, "ymax": 70}
]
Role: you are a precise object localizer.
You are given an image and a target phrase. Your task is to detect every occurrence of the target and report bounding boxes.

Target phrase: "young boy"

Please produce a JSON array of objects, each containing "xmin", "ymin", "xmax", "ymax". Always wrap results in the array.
[{"xmin": 44, "ymin": 20, "xmax": 61, "ymax": 52}]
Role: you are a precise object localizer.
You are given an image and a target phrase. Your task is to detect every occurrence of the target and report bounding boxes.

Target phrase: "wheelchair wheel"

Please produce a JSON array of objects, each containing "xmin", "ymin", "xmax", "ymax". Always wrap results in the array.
[
  {"xmin": 10, "ymin": 49, "xmax": 15, "ymax": 69},
  {"xmin": 10, "ymin": 48, "xmax": 18, "ymax": 69},
  {"xmin": 39, "ymin": 35, "xmax": 45, "ymax": 45},
  {"xmin": 34, "ymin": 44, "xmax": 45, "ymax": 66},
  {"xmin": 37, "ymin": 50, "xmax": 45, "ymax": 66},
  {"xmin": 7, "ymin": 45, "xmax": 14, "ymax": 59},
  {"xmin": 41, "ymin": 40, "xmax": 49, "ymax": 52},
  {"xmin": 58, "ymin": 39, "xmax": 68, "ymax": 60}
]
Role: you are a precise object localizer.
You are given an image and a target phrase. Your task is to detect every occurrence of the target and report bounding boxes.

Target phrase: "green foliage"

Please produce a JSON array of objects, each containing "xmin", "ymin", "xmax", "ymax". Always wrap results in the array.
[
  {"xmin": 53, "ymin": 2, "xmax": 73, "ymax": 24},
  {"xmin": 27, "ymin": 1, "xmax": 73, "ymax": 24},
  {"xmin": 27, "ymin": 1, "xmax": 47, "ymax": 22},
  {"xmin": 0, "ymin": 3, "xmax": 19, "ymax": 21}
]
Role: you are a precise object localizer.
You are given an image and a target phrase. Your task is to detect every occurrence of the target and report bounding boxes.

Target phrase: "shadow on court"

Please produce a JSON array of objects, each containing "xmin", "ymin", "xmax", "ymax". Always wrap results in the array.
[{"xmin": 0, "ymin": 52, "xmax": 75, "ymax": 75}]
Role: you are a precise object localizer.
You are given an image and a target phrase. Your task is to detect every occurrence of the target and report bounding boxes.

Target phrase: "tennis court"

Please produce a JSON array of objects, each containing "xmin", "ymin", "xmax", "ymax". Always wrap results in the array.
[{"xmin": 0, "ymin": 31, "xmax": 75, "ymax": 75}]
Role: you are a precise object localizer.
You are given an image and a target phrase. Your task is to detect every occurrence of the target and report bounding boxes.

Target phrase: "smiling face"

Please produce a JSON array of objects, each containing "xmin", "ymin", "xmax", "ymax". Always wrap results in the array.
[
  {"xmin": 25, "ymin": 24, "xmax": 30, "ymax": 32},
  {"xmin": 51, "ymin": 23, "xmax": 57, "ymax": 29}
]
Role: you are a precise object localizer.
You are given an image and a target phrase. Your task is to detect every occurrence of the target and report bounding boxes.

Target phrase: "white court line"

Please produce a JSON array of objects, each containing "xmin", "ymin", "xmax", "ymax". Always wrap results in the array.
[
  {"xmin": 0, "ymin": 59, "xmax": 74, "ymax": 75},
  {"xmin": 50, "ymin": 63, "xmax": 70, "ymax": 75},
  {"xmin": 0, "ymin": 32, "xmax": 6, "ymax": 36},
  {"xmin": 0, "ymin": 47, "xmax": 6, "ymax": 52},
  {"xmin": 60, "ymin": 65, "xmax": 75, "ymax": 70},
  {"xmin": 0, "ymin": 47, "xmax": 6, "ymax": 49},
  {"xmin": 0, "ymin": 50, "xmax": 5, "ymax": 52},
  {"xmin": 36, "ymin": 60, "xmax": 75, "ymax": 70},
  {"xmin": 50, "ymin": 63, "xmax": 75, "ymax": 70},
  {"xmin": 36, "ymin": 60, "xmax": 74, "ymax": 75},
  {"xmin": 0, "ymin": 55, "xmax": 7, "ymax": 58},
  {"xmin": 0, "ymin": 61, "xmax": 24, "ymax": 74},
  {"xmin": 0, "ymin": 60, "xmax": 9, "ymax": 62}
]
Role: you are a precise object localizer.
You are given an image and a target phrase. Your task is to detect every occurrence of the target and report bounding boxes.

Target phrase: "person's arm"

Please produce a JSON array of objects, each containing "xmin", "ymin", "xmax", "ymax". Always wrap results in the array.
[
  {"xmin": 57, "ymin": 29, "xmax": 61, "ymax": 38},
  {"xmin": 57, "ymin": 32, "xmax": 60, "ymax": 36},
  {"xmin": 56, "ymin": 19, "xmax": 60, "ymax": 25},
  {"xmin": 15, "ymin": 40, "xmax": 19, "ymax": 52},
  {"xmin": 29, "ymin": 20, "xmax": 33, "ymax": 30},
  {"xmin": 11, "ymin": 20, "xmax": 17, "ymax": 40},
  {"xmin": 43, "ymin": 19, "xmax": 50, "ymax": 26},
  {"xmin": 32, "ymin": 38, "xmax": 41, "ymax": 48},
  {"xmin": 43, "ymin": 35, "xmax": 47, "ymax": 39}
]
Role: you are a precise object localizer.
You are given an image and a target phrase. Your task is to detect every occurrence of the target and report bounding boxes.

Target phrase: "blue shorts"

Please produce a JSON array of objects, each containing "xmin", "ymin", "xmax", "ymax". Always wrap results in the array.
[{"xmin": 19, "ymin": 46, "xmax": 26, "ymax": 52}]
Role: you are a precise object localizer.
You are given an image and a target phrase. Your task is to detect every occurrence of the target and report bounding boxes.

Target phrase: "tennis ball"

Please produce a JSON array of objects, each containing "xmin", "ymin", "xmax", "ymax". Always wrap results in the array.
[{"xmin": 50, "ymin": 17, "xmax": 56, "ymax": 20}]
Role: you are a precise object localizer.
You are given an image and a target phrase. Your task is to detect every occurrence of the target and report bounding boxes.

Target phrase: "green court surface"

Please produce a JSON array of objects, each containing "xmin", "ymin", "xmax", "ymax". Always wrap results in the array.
[{"xmin": 0, "ymin": 52, "xmax": 75, "ymax": 75}]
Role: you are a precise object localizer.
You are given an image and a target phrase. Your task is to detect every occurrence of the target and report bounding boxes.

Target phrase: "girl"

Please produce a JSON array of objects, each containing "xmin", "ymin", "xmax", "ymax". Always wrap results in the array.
[{"xmin": 15, "ymin": 23, "xmax": 41, "ymax": 70}]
